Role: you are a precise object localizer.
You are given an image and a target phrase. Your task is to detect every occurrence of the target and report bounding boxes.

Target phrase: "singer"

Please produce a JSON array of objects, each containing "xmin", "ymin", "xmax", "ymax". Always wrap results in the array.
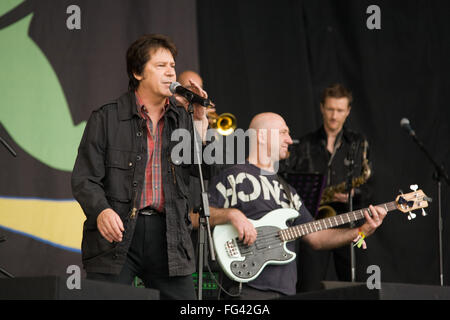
[
  {"xmin": 71, "ymin": 34, "xmax": 210, "ymax": 299},
  {"xmin": 280, "ymin": 83, "xmax": 373, "ymax": 292}
]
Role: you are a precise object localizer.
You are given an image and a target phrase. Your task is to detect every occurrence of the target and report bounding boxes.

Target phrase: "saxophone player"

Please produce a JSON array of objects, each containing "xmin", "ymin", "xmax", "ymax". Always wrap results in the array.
[{"xmin": 281, "ymin": 83, "xmax": 372, "ymax": 292}]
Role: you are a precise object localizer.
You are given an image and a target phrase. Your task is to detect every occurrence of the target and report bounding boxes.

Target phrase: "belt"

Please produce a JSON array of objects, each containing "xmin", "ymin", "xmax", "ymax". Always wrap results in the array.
[{"xmin": 139, "ymin": 208, "xmax": 162, "ymax": 216}]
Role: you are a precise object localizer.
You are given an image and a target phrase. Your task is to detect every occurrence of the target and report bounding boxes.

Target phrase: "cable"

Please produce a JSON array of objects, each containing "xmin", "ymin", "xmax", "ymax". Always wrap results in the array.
[{"xmin": 205, "ymin": 260, "xmax": 242, "ymax": 299}]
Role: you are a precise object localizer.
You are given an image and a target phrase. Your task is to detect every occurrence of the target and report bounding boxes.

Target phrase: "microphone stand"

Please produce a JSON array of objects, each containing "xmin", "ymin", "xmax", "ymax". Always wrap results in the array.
[
  {"xmin": 0, "ymin": 136, "xmax": 17, "ymax": 157},
  {"xmin": 0, "ymin": 136, "xmax": 16, "ymax": 278},
  {"xmin": 0, "ymin": 236, "xmax": 14, "ymax": 278},
  {"xmin": 346, "ymin": 142, "xmax": 356, "ymax": 282},
  {"xmin": 407, "ymin": 132, "xmax": 449, "ymax": 286},
  {"xmin": 187, "ymin": 101, "xmax": 216, "ymax": 300}
]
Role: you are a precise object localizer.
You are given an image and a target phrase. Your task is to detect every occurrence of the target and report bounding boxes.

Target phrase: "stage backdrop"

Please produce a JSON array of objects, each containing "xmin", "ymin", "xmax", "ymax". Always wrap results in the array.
[{"xmin": 0, "ymin": 0, "xmax": 448, "ymax": 289}]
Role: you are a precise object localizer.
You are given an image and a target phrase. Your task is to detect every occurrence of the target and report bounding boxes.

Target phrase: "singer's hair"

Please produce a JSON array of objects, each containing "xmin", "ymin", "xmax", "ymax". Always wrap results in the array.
[
  {"xmin": 126, "ymin": 34, "xmax": 177, "ymax": 92},
  {"xmin": 320, "ymin": 83, "xmax": 353, "ymax": 107}
]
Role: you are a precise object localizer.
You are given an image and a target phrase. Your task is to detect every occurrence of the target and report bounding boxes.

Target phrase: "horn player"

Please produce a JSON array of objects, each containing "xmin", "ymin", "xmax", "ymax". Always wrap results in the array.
[{"xmin": 280, "ymin": 83, "xmax": 373, "ymax": 292}]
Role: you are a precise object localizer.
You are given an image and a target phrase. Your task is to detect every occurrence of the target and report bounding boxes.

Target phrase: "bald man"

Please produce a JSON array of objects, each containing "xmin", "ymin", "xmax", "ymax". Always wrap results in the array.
[
  {"xmin": 207, "ymin": 112, "xmax": 386, "ymax": 299},
  {"xmin": 178, "ymin": 70, "xmax": 203, "ymax": 88}
]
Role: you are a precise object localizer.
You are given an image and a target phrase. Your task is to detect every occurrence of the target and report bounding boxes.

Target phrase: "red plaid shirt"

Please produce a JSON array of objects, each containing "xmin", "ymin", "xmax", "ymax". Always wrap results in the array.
[{"xmin": 135, "ymin": 92, "xmax": 168, "ymax": 212}]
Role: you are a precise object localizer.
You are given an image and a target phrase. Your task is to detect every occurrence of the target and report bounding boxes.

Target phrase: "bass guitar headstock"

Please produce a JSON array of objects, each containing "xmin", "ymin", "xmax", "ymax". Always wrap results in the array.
[{"xmin": 395, "ymin": 184, "xmax": 431, "ymax": 220}]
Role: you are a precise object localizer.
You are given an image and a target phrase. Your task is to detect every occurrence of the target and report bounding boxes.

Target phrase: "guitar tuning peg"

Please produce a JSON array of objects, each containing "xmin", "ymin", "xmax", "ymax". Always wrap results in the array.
[
  {"xmin": 410, "ymin": 184, "xmax": 418, "ymax": 192},
  {"xmin": 408, "ymin": 211, "xmax": 416, "ymax": 220},
  {"xmin": 422, "ymin": 208, "xmax": 427, "ymax": 216}
]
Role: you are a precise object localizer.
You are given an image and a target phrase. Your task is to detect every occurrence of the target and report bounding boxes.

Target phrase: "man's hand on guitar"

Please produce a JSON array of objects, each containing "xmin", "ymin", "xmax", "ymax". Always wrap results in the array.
[
  {"xmin": 229, "ymin": 209, "xmax": 257, "ymax": 246},
  {"xmin": 360, "ymin": 205, "xmax": 387, "ymax": 237}
]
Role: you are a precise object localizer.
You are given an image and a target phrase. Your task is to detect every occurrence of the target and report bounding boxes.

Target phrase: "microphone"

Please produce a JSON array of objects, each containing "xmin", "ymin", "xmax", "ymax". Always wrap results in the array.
[
  {"xmin": 169, "ymin": 82, "xmax": 213, "ymax": 107},
  {"xmin": 400, "ymin": 118, "xmax": 416, "ymax": 136}
]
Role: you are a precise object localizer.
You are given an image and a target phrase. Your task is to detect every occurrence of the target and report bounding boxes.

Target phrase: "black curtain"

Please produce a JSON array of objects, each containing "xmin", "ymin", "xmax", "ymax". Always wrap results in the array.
[{"xmin": 198, "ymin": 0, "xmax": 450, "ymax": 286}]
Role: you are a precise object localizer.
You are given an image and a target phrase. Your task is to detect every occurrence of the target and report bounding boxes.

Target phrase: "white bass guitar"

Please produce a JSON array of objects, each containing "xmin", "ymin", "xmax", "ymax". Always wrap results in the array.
[{"xmin": 213, "ymin": 188, "xmax": 430, "ymax": 282}]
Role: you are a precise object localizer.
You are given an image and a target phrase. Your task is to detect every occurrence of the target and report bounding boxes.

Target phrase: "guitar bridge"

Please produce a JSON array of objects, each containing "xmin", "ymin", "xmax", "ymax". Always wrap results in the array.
[{"xmin": 225, "ymin": 239, "xmax": 240, "ymax": 258}]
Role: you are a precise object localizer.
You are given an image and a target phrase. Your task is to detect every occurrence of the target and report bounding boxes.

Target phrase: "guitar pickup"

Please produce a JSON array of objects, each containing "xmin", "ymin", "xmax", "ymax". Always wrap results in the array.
[{"xmin": 225, "ymin": 239, "xmax": 241, "ymax": 258}]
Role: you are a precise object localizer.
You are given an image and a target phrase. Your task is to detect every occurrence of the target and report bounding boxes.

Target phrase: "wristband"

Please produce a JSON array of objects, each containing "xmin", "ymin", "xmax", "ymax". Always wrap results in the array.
[{"xmin": 353, "ymin": 228, "xmax": 367, "ymax": 249}]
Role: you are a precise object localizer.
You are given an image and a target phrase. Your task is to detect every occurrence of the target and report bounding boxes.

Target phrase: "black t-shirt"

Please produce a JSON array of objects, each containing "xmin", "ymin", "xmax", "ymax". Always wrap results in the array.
[{"xmin": 208, "ymin": 161, "xmax": 313, "ymax": 295}]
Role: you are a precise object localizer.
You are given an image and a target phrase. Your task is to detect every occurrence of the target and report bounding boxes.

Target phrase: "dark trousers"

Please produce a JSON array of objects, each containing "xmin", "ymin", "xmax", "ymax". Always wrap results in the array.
[
  {"xmin": 296, "ymin": 240, "xmax": 351, "ymax": 292},
  {"xmin": 87, "ymin": 213, "xmax": 196, "ymax": 300}
]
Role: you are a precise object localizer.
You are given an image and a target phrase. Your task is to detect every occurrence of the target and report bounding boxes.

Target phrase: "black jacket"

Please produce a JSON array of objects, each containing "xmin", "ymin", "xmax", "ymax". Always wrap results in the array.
[{"xmin": 71, "ymin": 91, "xmax": 203, "ymax": 276}]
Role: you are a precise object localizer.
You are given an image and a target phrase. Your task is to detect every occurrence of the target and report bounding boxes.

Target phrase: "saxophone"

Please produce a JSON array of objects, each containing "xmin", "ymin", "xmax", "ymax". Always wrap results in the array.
[{"xmin": 318, "ymin": 140, "xmax": 371, "ymax": 218}]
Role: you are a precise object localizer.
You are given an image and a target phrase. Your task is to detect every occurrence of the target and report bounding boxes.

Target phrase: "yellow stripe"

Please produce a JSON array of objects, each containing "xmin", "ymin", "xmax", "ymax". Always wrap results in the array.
[{"xmin": 0, "ymin": 197, "xmax": 85, "ymax": 250}]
